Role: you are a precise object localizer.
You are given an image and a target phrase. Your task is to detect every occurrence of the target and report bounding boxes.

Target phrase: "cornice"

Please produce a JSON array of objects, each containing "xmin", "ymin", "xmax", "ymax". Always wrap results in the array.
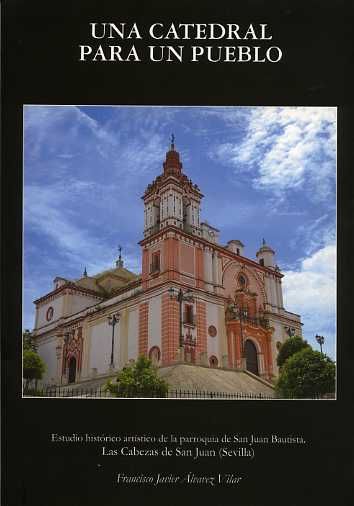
[{"xmin": 34, "ymin": 282, "xmax": 106, "ymax": 306}]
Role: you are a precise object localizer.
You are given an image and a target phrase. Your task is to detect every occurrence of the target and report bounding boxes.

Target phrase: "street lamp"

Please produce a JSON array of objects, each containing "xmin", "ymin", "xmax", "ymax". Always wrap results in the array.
[
  {"xmin": 108, "ymin": 312, "xmax": 120, "ymax": 368},
  {"xmin": 168, "ymin": 287, "xmax": 194, "ymax": 348},
  {"xmin": 315, "ymin": 334, "xmax": 325, "ymax": 354},
  {"xmin": 228, "ymin": 301, "xmax": 248, "ymax": 366}
]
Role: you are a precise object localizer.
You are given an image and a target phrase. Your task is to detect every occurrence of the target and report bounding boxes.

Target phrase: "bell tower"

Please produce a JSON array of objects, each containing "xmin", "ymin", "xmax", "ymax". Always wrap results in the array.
[
  {"xmin": 139, "ymin": 137, "xmax": 208, "ymax": 366},
  {"xmin": 142, "ymin": 135, "xmax": 203, "ymax": 239}
]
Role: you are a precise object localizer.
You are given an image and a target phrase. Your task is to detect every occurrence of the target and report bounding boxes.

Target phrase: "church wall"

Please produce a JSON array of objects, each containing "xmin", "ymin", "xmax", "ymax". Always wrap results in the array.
[
  {"xmin": 203, "ymin": 249, "xmax": 213, "ymax": 291},
  {"xmin": 206, "ymin": 302, "xmax": 219, "ymax": 361},
  {"xmin": 195, "ymin": 247, "xmax": 204, "ymax": 289},
  {"xmin": 118, "ymin": 308, "xmax": 129, "ymax": 369},
  {"xmin": 81, "ymin": 321, "xmax": 91, "ymax": 379},
  {"xmin": 88, "ymin": 320, "xmax": 112, "ymax": 375},
  {"xmin": 36, "ymin": 296, "xmax": 64, "ymax": 329},
  {"xmin": 265, "ymin": 274, "xmax": 282, "ymax": 311},
  {"xmin": 37, "ymin": 337, "xmax": 58, "ymax": 384},
  {"xmin": 163, "ymin": 235, "xmax": 180, "ymax": 281},
  {"xmin": 127, "ymin": 308, "xmax": 139, "ymax": 362},
  {"xmin": 66, "ymin": 293, "xmax": 99, "ymax": 317},
  {"xmin": 161, "ymin": 293, "xmax": 179, "ymax": 365},
  {"xmin": 268, "ymin": 319, "xmax": 285, "ymax": 376},
  {"xmin": 180, "ymin": 242, "xmax": 195, "ymax": 276},
  {"xmin": 217, "ymin": 305, "xmax": 228, "ymax": 367},
  {"xmin": 275, "ymin": 279, "xmax": 284, "ymax": 308},
  {"xmin": 272, "ymin": 322, "xmax": 283, "ymax": 376},
  {"xmin": 148, "ymin": 295, "xmax": 161, "ymax": 353}
]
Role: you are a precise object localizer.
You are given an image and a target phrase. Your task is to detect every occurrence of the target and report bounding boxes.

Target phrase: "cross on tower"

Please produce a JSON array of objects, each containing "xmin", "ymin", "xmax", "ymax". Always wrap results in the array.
[{"xmin": 116, "ymin": 245, "xmax": 124, "ymax": 268}]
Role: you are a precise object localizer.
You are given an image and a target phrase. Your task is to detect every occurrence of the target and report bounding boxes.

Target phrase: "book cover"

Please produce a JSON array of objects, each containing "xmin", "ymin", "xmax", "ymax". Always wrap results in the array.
[{"xmin": 2, "ymin": 1, "xmax": 353, "ymax": 505}]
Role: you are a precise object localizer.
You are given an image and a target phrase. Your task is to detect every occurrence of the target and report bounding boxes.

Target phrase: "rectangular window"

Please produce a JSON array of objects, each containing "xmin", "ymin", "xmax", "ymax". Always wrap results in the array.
[
  {"xmin": 184, "ymin": 304, "xmax": 195, "ymax": 325},
  {"xmin": 150, "ymin": 251, "xmax": 160, "ymax": 273}
]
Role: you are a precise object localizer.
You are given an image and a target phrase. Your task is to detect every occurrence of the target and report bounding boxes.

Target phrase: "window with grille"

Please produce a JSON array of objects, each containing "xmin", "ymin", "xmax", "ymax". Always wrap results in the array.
[{"xmin": 150, "ymin": 251, "xmax": 160, "ymax": 273}]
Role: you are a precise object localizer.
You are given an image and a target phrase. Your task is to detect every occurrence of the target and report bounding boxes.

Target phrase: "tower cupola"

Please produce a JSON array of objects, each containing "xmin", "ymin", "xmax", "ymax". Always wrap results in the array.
[
  {"xmin": 163, "ymin": 134, "xmax": 182, "ymax": 175},
  {"xmin": 227, "ymin": 239, "xmax": 244, "ymax": 256},
  {"xmin": 256, "ymin": 238, "xmax": 275, "ymax": 267}
]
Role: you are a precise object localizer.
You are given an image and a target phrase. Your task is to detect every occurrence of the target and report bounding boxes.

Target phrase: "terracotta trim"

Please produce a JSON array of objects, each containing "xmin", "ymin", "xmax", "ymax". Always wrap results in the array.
[
  {"xmin": 227, "ymin": 331, "xmax": 232, "ymax": 368},
  {"xmin": 161, "ymin": 293, "xmax": 179, "ymax": 365},
  {"xmin": 196, "ymin": 301, "xmax": 207, "ymax": 357}
]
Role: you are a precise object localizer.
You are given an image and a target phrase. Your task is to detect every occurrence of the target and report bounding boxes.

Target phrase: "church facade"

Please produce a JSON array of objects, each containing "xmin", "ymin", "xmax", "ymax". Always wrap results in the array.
[{"xmin": 32, "ymin": 139, "xmax": 302, "ymax": 386}]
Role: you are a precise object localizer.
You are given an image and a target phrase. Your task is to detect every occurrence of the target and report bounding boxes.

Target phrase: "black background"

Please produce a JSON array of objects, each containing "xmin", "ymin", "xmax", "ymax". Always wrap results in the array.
[{"xmin": 2, "ymin": 1, "xmax": 354, "ymax": 505}]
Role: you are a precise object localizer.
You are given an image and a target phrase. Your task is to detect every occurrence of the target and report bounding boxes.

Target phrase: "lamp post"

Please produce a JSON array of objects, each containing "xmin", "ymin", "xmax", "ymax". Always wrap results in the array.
[
  {"xmin": 168, "ymin": 287, "xmax": 194, "ymax": 348},
  {"xmin": 229, "ymin": 301, "xmax": 247, "ymax": 367},
  {"xmin": 108, "ymin": 312, "xmax": 120, "ymax": 368},
  {"xmin": 315, "ymin": 334, "xmax": 325, "ymax": 354}
]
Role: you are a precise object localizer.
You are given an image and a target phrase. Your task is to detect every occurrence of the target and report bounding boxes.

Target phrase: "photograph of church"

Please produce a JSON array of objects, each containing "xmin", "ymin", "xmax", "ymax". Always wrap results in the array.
[{"xmin": 24, "ymin": 106, "xmax": 336, "ymax": 397}]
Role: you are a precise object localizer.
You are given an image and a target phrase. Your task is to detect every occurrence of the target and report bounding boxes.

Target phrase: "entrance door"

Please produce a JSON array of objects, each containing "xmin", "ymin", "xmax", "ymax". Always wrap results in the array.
[
  {"xmin": 68, "ymin": 357, "xmax": 77, "ymax": 384},
  {"xmin": 245, "ymin": 340, "xmax": 259, "ymax": 376}
]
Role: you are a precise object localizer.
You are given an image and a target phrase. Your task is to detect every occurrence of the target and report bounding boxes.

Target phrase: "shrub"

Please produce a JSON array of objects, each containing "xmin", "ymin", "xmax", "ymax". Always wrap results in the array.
[
  {"xmin": 276, "ymin": 348, "xmax": 336, "ymax": 398},
  {"xmin": 105, "ymin": 355, "xmax": 168, "ymax": 398}
]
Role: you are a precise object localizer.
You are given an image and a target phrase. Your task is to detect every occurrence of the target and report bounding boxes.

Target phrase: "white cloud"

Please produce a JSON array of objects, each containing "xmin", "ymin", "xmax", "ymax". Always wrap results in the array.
[
  {"xmin": 24, "ymin": 106, "xmax": 115, "ymax": 161},
  {"xmin": 282, "ymin": 243, "xmax": 336, "ymax": 357},
  {"xmin": 288, "ymin": 215, "xmax": 336, "ymax": 257},
  {"xmin": 24, "ymin": 180, "xmax": 141, "ymax": 274},
  {"xmin": 24, "ymin": 106, "xmax": 169, "ymax": 188},
  {"xmin": 209, "ymin": 106, "xmax": 336, "ymax": 204}
]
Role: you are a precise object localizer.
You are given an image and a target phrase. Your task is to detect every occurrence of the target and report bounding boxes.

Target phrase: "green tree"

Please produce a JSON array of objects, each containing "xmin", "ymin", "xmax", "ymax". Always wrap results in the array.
[
  {"xmin": 277, "ymin": 335, "xmax": 310, "ymax": 368},
  {"xmin": 23, "ymin": 329, "xmax": 37, "ymax": 352},
  {"xmin": 23, "ymin": 349, "xmax": 46, "ymax": 390},
  {"xmin": 105, "ymin": 355, "xmax": 168, "ymax": 398},
  {"xmin": 276, "ymin": 348, "xmax": 336, "ymax": 398}
]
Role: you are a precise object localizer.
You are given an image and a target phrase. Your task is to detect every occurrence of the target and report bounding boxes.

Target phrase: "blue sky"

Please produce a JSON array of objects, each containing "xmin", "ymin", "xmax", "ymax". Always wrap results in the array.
[{"xmin": 24, "ymin": 106, "xmax": 336, "ymax": 358}]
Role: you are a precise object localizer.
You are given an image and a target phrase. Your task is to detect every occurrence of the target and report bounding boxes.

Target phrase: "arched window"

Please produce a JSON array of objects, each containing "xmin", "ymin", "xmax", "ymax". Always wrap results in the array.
[
  {"xmin": 209, "ymin": 355, "xmax": 218, "ymax": 368},
  {"xmin": 149, "ymin": 346, "xmax": 161, "ymax": 366},
  {"xmin": 238, "ymin": 273, "xmax": 248, "ymax": 289},
  {"xmin": 245, "ymin": 340, "xmax": 259, "ymax": 376}
]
